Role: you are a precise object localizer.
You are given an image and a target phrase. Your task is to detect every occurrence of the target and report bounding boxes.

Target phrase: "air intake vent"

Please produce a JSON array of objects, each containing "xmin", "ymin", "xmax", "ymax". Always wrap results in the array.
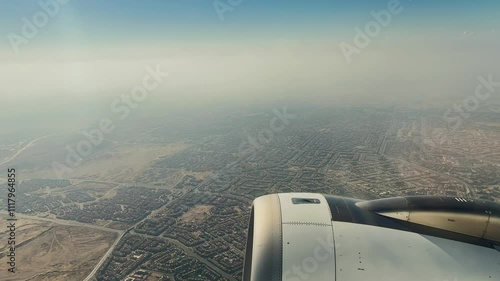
[
  {"xmin": 242, "ymin": 194, "xmax": 282, "ymax": 281},
  {"xmin": 292, "ymin": 198, "xmax": 321, "ymax": 204}
]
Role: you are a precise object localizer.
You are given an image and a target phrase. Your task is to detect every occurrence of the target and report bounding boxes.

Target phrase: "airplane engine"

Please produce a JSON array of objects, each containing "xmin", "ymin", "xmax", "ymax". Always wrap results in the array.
[{"xmin": 242, "ymin": 193, "xmax": 500, "ymax": 281}]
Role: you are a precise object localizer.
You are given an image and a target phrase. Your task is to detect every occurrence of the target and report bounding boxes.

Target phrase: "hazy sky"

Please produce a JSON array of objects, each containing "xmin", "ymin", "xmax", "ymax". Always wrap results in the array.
[{"xmin": 0, "ymin": 0, "xmax": 499, "ymax": 108}]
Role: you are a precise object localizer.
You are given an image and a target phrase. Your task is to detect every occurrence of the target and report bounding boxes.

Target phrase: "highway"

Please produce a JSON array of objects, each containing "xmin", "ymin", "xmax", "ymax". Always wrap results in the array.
[
  {"xmin": 0, "ymin": 134, "xmax": 56, "ymax": 167},
  {"xmin": 0, "ymin": 212, "xmax": 124, "ymax": 281},
  {"xmin": 82, "ymin": 230, "xmax": 126, "ymax": 281}
]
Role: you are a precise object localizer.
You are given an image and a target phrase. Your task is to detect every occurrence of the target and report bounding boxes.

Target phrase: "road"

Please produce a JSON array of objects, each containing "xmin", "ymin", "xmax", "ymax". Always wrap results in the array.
[
  {"xmin": 81, "ymin": 190, "xmax": 175, "ymax": 281},
  {"xmin": 134, "ymin": 232, "xmax": 235, "ymax": 280},
  {"xmin": 0, "ymin": 212, "xmax": 124, "ymax": 281},
  {"xmin": 80, "ymin": 185, "xmax": 240, "ymax": 281},
  {"xmin": 0, "ymin": 212, "xmax": 121, "ymax": 234},
  {"xmin": 0, "ymin": 212, "xmax": 125, "ymax": 280},
  {"xmin": 83, "ymin": 230, "xmax": 127, "ymax": 281},
  {"xmin": 8, "ymin": 173, "xmax": 234, "ymax": 280},
  {"xmin": 0, "ymin": 133, "xmax": 56, "ymax": 167}
]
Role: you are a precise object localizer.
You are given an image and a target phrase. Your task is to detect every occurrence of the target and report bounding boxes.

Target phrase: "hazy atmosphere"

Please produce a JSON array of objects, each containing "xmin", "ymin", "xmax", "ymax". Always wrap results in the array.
[{"xmin": 1, "ymin": 1, "xmax": 499, "ymax": 280}]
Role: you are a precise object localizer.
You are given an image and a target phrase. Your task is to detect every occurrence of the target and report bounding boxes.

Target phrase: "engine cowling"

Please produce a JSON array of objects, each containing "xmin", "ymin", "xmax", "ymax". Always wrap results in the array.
[
  {"xmin": 242, "ymin": 193, "xmax": 500, "ymax": 281},
  {"xmin": 243, "ymin": 193, "xmax": 336, "ymax": 281}
]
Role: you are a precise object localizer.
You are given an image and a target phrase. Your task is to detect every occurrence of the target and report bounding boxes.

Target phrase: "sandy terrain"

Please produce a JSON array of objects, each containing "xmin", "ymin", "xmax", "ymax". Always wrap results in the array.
[
  {"xmin": 179, "ymin": 205, "xmax": 214, "ymax": 223},
  {"xmin": 0, "ymin": 215, "xmax": 117, "ymax": 281},
  {"xmin": 25, "ymin": 143, "xmax": 188, "ymax": 182}
]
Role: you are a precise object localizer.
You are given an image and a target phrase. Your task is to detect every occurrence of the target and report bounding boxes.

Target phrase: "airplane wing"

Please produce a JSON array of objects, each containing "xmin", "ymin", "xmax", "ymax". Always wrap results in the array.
[{"xmin": 242, "ymin": 193, "xmax": 500, "ymax": 281}]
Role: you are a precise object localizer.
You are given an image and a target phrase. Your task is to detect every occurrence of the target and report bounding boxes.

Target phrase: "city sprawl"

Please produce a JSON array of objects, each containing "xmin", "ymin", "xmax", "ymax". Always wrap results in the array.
[{"xmin": 1, "ymin": 105, "xmax": 499, "ymax": 280}]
